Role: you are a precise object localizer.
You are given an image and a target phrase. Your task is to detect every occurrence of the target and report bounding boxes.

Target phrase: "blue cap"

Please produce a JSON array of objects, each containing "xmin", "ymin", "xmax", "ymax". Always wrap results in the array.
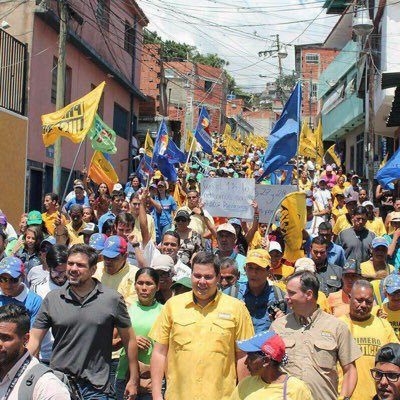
[
  {"xmin": 385, "ymin": 274, "xmax": 400, "ymax": 294},
  {"xmin": 101, "ymin": 235, "xmax": 128, "ymax": 258},
  {"xmin": 228, "ymin": 218, "xmax": 241, "ymax": 226},
  {"xmin": 372, "ymin": 237, "xmax": 389, "ymax": 249},
  {"xmin": 89, "ymin": 233, "xmax": 108, "ymax": 251},
  {"xmin": 41, "ymin": 236, "xmax": 56, "ymax": 246},
  {"xmin": 0, "ymin": 256, "xmax": 24, "ymax": 278}
]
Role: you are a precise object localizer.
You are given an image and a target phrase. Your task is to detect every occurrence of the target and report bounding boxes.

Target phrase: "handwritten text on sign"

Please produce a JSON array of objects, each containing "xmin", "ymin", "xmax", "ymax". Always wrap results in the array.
[
  {"xmin": 201, "ymin": 178, "xmax": 255, "ymax": 219},
  {"xmin": 256, "ymin": 185, "xmax": 296, "ymax": 223}
]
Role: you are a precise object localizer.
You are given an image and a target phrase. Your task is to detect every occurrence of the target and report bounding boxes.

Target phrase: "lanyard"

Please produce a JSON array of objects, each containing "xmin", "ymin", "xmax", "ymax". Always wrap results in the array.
[
  {"xmin": 283, "ymin": 375, "xmax": 290, "ymax": 400},
  {"xmin": 3, "ymin": 355, "xmax": 31, "ymax": 400}
]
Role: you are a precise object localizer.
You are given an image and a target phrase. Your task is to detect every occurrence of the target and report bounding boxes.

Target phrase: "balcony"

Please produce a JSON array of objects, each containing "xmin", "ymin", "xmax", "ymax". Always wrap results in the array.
[{"xmin": 321, "ymin": 92, "xmax": 364, "ymax": 141}]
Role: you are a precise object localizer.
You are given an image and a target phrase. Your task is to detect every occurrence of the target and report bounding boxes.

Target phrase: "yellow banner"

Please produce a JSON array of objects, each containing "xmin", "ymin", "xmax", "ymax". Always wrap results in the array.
[
  {"xmin": 42, "ymin": 81, "xmax": 106, "ymax": 147},
  {"xmin": 298, "ymin": 120, "xmax": 315, "ymax": 158},
  {"xmin": 314, "ymin": 119, "xmax": 324, "ymax": 166},
  {"xmin": 325, "ymin": 144, "xmax": 341, "ymax": 166},
  {"xmin": 223, "ymin": 130, "xmax": 245, "ymax": 156},
  {"xmin": 280, "ymin": 191, "xmax": 306, "ymax": 262},
  {"xmin": 145, "ymin": 130, "xmax": 154, "ymax": 157},
  {"xmin": 186, "ymin": 129, "xmax": 197, "ymax": 153}
]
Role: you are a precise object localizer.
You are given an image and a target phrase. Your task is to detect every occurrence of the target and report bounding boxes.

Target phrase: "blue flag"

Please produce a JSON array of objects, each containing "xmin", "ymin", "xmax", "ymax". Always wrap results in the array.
[
  {"xmin": 157, "ymin": 154, "xmax": 177, "ymax": 182},
  {"xmin": 153, "ymin": 120, "xmax": 186, "ymax": 164},
  {"xmin": 194, "ymin": 107, "xmax": 212, "ymax": 155},
  {"xmin": 136, "ymin": 154, "xmax": 154, "ymax": 184},
  {"xmin": 260, "ymin": 83, "xmax": 302, "ymax": 178},
  {"xmin": 270, "ymin": 164, "xmax": 294, "ymax": 185},
  {"xmin": 376, "ymin": 147, "xmax": 400, "ymax": 189}
]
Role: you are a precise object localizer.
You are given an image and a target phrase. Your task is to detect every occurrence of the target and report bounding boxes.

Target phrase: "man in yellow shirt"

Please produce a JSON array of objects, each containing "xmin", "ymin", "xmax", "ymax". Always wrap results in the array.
[
  {"xmin": 333, "ymin": 196, "xmax": 357, "ymax": 236},
  {"xmin": 361, "ymin": 237, "xmax": 395, "ymax": 279},
  {"xmin": 230, "ymin": 331, "xmax": 312, "ymax": 400},
  {"xmin": 65, "ymin": 205, "xmax": 87, "ymax": 243},
  {"xmin": 363, "ymin": 201, "xmax": 387, "ymax": 236},
  {"xmin": 149, "ymin": 251, "xmax": 254, "ymax": 400},
  {"xmin": 340, "ymin": 280, "xmax": 399, "ymax": 400},
  {"xmin": 373, "ymin": 274, "xmax": 400, "ymax": 340},
  {"xmin": 42, "ymin": 193, "xmax": 66, "ymax": 235}
]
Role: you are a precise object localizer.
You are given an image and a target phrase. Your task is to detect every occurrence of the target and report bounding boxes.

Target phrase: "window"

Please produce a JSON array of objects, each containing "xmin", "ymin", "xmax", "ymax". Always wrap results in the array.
[
  {"xmin": 124, "ymin": 21, "xmax": 135, "ymax": 54},
  {"xmin": 113, "ymin": 103, "xmax": 129, "ymax": 139},
  {"xmin": 96, "ymin": 0, "xmax": 110, "ymax": 30},
  {"xmin": 204, "ymin": 80, "xmax": 213, "ymax": 92},
  {"xmin": 164, "ymin": 68, "xmax": 175, "ymax": 79},
  {"xmin": 305, "ymin": 53, "xmax": 319, "ymax": 64},
  {"xmin": 91, "ymin": 84, "xmax": 104, "ymax": 118},
  {"xmin": 51, "ymin": 57, "xmax": 72, "ymax": 105},
  {"xmin": 311, "ymin": 82, "xmax": 318, "ymax": 100}
]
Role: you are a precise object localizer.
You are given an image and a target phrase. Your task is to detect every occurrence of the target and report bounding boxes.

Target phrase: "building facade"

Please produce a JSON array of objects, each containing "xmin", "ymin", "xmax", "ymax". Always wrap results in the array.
[{"xmin": 0, "ymin": 0, "xmax": 148, "ymax": 211}]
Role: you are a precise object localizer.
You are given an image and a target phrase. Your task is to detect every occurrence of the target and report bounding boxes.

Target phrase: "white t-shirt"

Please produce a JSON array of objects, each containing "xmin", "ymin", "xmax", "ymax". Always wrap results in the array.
[{"xmin": 26, "ymin": 265, "xmax": 49, "ymax": 288}]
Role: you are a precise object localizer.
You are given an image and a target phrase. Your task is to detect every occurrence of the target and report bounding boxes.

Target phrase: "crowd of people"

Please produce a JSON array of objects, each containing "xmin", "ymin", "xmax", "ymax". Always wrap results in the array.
[{"xmin": 1, "ymin": 133, "xmax": 400, "ymax": 400}]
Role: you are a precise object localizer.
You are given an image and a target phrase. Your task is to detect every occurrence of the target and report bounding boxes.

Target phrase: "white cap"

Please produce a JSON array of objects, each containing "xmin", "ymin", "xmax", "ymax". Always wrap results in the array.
[
  {"xmin": 306, "ymin": 161, "xmax": 315, "ymax": 171},
  {"xmin": 217, "ymin": 223, "xmax": 236, "ymax": 236},
  {"xmin": 151, "ymin": 255, "xmax": 174, "ymax": 272},
  {"xmin": 362, "ymin": 201, "xmax": 374, "ymax": 208},
  {"xmin": 268, "ymin": 241, "xmax": 282, "ymax": 253},
  {"xmin": 113, "ymin": 183, "xmax": 123, "ymax": 191},
  {"xmin": 294, "ymin": 258, "xmax": 316, "ymax": 273}
]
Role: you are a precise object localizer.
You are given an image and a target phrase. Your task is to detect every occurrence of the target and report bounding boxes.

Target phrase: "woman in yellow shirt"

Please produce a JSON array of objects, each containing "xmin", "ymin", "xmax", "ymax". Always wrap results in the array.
[{"xmin": 298, "ymin": 170, "xmax": 312, "ymax": 192}]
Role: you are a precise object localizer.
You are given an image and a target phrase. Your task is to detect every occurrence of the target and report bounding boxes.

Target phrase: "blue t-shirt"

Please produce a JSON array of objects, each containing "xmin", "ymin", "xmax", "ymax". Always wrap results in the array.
[
  {"xmin": 124, "ymin": 184, "xmax": 141, "ymax": 201},
  {"xmin": 155, "ymin": 196, "xmax": 177, "ymax": 228},
  {"xmin": 384, "ymin": 234, "xmax": 400, "ymax": 271},
  {"xmin": 0, "ymin": 287, "xmax": 42, "ymax": 327},
  {"xmin": 65, "ymin": 195, "xmax": 89, "ymax": 212},
  {"xmin": 326, "ymin": 242, "xmax": 346, "ymax": 268}
]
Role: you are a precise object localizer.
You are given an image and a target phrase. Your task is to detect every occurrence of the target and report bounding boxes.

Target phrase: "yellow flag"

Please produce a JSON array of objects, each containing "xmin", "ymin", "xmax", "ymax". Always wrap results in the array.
[
  {"xmin": 223, "ymin": 130, "xmax": 245, "ymax": 156},
  {"xmin": 223, "ymin": 123, "xmax": 232, "ymax": 137},
  {"xmin": 325, "ymin": 144, "xmax": 341, "ymax": 166},
  {"xmin": 173, "ymin": 182, "xmax": 186, "ymax": 207},
  {"xmin": 144, "ymin": 131, "xmax": 154, "ymax": 157},
  {"xmin": 88, "ymin": 150, "xmax": 119, "ymax": 192},
  {"xmin": 314, "ymin": 119, "xmax": 324, "ymax": 166},
  {"xmin": 298, "ymin": 120, "xmax": 315, "ymax": 158},
  {"xmin": 186, "ymin": 130, "xmax": 197, "ymax": 153},
  {"xmin": 42, "ymin": 81, "xmax": 106, "ymax": 147},
  {"xmin": 280, "ymin": 191, "xmax": 306, "ymax": 262},
  {"xmin": 380, "ymin": 153, "xmax": 389, "ymax": 169}
]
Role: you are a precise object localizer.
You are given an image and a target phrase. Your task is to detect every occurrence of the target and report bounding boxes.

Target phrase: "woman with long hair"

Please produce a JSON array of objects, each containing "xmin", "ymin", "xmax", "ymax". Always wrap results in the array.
[
  {"xmin": 115, "ymin": 268, "xmax": 163, "ymax": 400},
  {"xmin": 14, "ymin": 224, "xmax": 44, "ymax": 273}
]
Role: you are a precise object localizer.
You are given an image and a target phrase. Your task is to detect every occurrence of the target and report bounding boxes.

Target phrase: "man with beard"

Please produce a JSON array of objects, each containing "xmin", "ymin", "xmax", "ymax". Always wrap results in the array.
[
  {"xmin": 0, "ymin": 304, "xmax": 69, "ymax": 400},
  {"xmin": 28, "ymin": 244, "xmax": 139, "ymax": 400}
]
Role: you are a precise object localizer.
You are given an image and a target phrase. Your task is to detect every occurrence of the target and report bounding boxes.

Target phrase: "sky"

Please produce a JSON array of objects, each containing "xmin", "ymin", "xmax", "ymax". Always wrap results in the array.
[{"xmin": 138, "ymin": 0, "xmax": 341, "ymax": 92}]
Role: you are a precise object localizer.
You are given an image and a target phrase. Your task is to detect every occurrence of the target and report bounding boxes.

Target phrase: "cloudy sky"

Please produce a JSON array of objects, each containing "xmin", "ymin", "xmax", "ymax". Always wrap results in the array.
[{"xmin": 138, "ymin": 0, "xmax": 341, "ymax": 92}]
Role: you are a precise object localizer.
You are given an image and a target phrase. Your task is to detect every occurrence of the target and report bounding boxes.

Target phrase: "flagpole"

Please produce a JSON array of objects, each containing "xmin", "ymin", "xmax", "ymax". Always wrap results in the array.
[
  {"xmin": 185, "ymin": 131, "xmax": 196, "ymax": 169},
  {"xmin": 60, "ymin": 139, "xmax": 85, "ymax": 206}
]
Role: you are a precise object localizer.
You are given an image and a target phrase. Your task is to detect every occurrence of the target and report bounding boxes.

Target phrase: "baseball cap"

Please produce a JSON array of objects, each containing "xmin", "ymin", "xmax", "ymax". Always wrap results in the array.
[
  {"xmin": 326, "ymin": 165, "xmax": 333, "ymax": 172},
  {"xmin": 151, "ymin": 255, "xmax": 174, "ymax": 272},
  {"xmin": 157, "ymin": 180, "xmax": 167, "ymax": 187},
  {"xmin": 384, "ymin": 274, "xmax": 400, "ymax": 294},
  {"xmin": 101, "ymin": 235, "xmax": 128, "ymax": 258},
  {"xmin": 246, "ymin": 249, "xmax": 271, "ymax": 268},
  {"xmin": 154, "ymin": 171, "xmax": 162, "ymax": 179},
  {"xmin": 217, "ymin": 223, "xmax": 236, "ymax": 236},
  {"xmin": 391, "ymin": 212, "xmax": 400, "ymax": 222},
  {"xmin": 27, "ymin": 210, "xmax": 43, "ymax": 226},
  {"xmin": 0, "ymin": 213, "xmax": 7, "ymax": 226},
  {"xmin": 294, "ymin": 258, "xmax": 316, "ymax": 273},
  {"xmin": 345, "ymin": 196, "xmax": 358, "ymax": 204},
  {"xmin": 254, "ymin": 171, "xmax": 261, "ymax": 178},
  {"xmin": 372, "ymin": 237, "xmax": 389, "ymax": 249},
  {"xmin": 40, "ymin": 236, "xmax": 56, "ymax": 247},
  {"xmin": 376, "ymin": 343, "xmax": 400, "ymax": 367},
  {"xmin": 171, "ymin": 277, "xmax": 192, "ymax": 291},
  {"xmin": 362, "ymin": 201, "xmax": 374, "ymax": 208},
  {"xmin": 269, "ymin": 241, "xmax": 282, "ymax": 253},
  {"xmin": 113, "ymin": 183, "xmax": 123, "ymax": 192},
  {"xmin": 89, "ymin": 233, "xmax": 108, "ymax": 251},
  {"xmin": 351, "ymin": 174, "xmax": 360, "ymax": 179},
  {"xmin": 319, "ymin": 177, "xmax": 327, "ymax": 183},
  {"xmin": 74, "ymin": 183, "xmax": 84, "ymax": 190},
  {"xmin": 79, "ymin": 222, "xmax": 99, "ymax": 236},
  {"xmin": 342, "ymin": 259, "xmax": 361, "ymax": 275},
  {"xmin": 237, "ymin": 332, "xmax": 286, "ymax": 363},
  {"xmin": 228, "ymin": 218, "xmax": 241, "ymax": 227},
  {"xmin": 175, "ymin": 209, "xmax": 190, "ymax": 220},
  {"xmin": 0, "ymin": 256, "xmax": 24, "ymax": 278}
]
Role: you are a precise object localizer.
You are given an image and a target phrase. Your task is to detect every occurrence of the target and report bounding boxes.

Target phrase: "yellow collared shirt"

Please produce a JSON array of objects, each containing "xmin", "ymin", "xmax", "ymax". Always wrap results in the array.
[
  {"xmin": 149, "ymin": 290, "xmax": 254, "ymax": 400},
  {"xmin": 65, "ymin": 221, "xmax": 87, "ymax": 243}
]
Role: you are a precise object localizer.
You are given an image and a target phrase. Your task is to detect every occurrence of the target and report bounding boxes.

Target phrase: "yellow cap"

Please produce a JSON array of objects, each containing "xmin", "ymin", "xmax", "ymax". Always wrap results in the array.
[{"xmin": 246, "ymin": 249, "xmax": 271, "ymax": 268}]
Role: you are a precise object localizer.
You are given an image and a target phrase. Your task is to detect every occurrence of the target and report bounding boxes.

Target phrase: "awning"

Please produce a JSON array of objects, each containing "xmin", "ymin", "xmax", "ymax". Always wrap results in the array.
[{"xmin": 387, "ymin": 87, "xmax": 400, "ymax": 127}]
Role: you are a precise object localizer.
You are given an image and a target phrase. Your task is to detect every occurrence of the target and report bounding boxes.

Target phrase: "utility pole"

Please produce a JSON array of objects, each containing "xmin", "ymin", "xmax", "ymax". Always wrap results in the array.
[
  {"xmin": 309, "ymin": 68, "xmax": 313, "ymax": 126},
  {"xmin": 183, "ymin": 62, "xmax": 195, "ymax": 151},
  {"xmin": 367, "ymin": 51, "xmax": 375, "ymax": 200},
  {"xmin": 53, "ymin": 0, "xmax": 68, "ymax": 194}
]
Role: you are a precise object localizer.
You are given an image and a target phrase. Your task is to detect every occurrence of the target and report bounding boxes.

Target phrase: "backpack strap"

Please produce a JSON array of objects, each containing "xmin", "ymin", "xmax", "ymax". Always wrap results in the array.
[
  {"xmin": 228, "ymin": 283, "xmax": 240, "ymax": 299},
  {"xmin": 18, "ymin": 363, "xmax": 52, "ymax": 400}
]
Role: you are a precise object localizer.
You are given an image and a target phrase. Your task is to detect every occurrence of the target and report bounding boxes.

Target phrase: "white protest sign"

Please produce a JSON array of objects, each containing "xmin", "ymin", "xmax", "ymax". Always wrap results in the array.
[
  {"xmin": 256, "ymin": 185, "xmax": 297, "ymax": 223},
  {"xmin": 201, "ymin": 178, "xmax": 255, "ymax": 219}
]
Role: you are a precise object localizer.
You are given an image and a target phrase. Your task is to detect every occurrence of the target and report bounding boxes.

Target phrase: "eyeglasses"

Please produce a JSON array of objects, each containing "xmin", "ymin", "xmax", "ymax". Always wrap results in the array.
[
  {"xmin": 371, "ymin": 369, "xmax": 400, "ymax": 382},
  {"xmin": 220, "ymin": 275, "xmax": 236, "ymax": 282},
  {"xmin": 0, "ymin": 276, "xmax": 20, "ymax": 284}
]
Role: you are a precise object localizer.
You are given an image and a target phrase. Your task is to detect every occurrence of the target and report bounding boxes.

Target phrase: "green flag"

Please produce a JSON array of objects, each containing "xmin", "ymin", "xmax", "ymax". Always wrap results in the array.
[{"xmin": 88, "ymin": 114, "xmax": 117, "ymax": 154}]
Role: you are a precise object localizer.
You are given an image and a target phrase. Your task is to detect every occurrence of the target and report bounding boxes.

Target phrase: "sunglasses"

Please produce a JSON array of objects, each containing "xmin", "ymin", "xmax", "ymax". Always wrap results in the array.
[
  {"xmin": 187, "ymin": 196, "xmax": 198, "ymax": 199},
  {"xmin": 371, "ymin": 369, "xmax": 400, "ymax": 382},
  {"xmin": 175, "ymin": 218, "xmax": 189, "ymax": 223},
  {"xmin": 0, "ymin": 276, "xmax": 20, "ymax": 284}
]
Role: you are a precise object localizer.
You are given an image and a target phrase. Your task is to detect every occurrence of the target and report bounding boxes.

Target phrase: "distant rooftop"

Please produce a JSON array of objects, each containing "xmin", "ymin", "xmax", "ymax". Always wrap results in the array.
[{"xmin": 323, "ymin": 0, "xmax": 348, "ymax": 15}]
